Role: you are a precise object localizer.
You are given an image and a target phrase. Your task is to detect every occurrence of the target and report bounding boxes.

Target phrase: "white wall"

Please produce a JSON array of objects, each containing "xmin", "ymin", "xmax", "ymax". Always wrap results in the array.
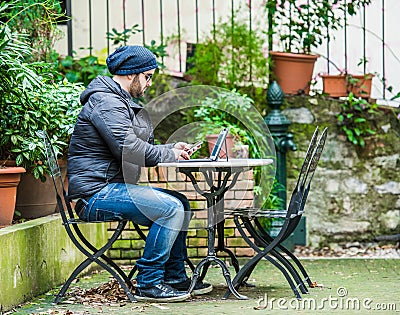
[
  {"xmin": 313, "ymin": 0, "xmax": 400, "ymax": 101},
  {"xmin": 55, "ymin": 0, "xmax": 400, "ymax": 101}
]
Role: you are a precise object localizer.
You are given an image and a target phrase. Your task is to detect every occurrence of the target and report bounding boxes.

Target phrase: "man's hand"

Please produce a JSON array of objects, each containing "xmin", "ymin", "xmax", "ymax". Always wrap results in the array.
[
  {"xmin": 173, "ymin": 141, "xmax": 201, "ymax": 158},
  {"xmin": 172, "ymin": 148, "xmax": 190, "ymax": 160},
  {"xmin": 175, "ymin": 141, "xmax": 202, "ymax": 156},
  {"xmin": 174, "ymin": 142, "xmax": 190, "ymax": 150}
]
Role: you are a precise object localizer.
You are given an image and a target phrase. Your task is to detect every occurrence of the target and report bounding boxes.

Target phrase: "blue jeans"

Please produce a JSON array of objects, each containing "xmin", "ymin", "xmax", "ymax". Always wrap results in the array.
[{"xmin": 79, "ymin": 182, "xmax": 191, "ymax": 287}]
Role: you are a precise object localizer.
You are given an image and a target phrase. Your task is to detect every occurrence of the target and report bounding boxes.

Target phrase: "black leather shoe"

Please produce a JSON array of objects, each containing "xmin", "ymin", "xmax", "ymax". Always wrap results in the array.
[
  {"xmin": 134, "ymin": 283, "xmax": 190, "ymax": 302},
  {"xmin": 169, "ymin": 278, "xmax": 213, "ymax": 295}
]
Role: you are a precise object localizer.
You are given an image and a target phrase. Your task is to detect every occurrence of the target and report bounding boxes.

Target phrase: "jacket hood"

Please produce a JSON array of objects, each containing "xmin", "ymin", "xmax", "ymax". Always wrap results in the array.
[{"xmin": 80, "ymin": 76, "xmax": 133, "ymax": 105}]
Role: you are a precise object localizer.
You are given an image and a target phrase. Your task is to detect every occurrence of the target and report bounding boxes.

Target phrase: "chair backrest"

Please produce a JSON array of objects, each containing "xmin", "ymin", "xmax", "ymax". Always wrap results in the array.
[
  {"xmin": 300, "ymin": 127, "xmax": 328, "ymax": 207},
  {"xmin": 276, "ymin": 127, "xmax": 327, "ymax": 243},
  {"xmin": 37, "ymin": 130, "xmax": 73, "ymax": 223},
  {"xmin": 293, "ymin": 127, "xmax": 319, "ymax": 193},
  {"xmin": 285, "ymin": 127, "xmax": 319, "ymax": 218},
  {"xmin": 286, "ymin": 127, "xmax": 328, "ymax": 218}
]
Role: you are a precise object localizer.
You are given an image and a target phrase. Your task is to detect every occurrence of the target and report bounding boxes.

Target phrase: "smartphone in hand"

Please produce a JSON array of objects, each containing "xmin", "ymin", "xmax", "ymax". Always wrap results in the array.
[{"xmin": 187, "ymin": 141, "xmax": 203, "ymax": 155}]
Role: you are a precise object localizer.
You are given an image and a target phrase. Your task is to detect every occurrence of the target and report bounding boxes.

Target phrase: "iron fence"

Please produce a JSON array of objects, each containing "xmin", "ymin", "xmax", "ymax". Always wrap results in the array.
[{"xmin": 62, "ymin": 0, "xmax": 399, "ymax": 101}]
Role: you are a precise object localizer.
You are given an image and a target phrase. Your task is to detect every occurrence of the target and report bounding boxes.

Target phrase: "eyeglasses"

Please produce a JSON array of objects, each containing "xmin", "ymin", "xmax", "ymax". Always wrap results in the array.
[{"xmin": 142, "ymin": 72, "xmax": 153, "ymax": 83}]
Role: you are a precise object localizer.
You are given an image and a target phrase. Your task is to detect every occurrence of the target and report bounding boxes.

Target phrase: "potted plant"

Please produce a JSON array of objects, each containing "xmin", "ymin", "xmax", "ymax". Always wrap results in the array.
[
  {"xmin": 321, "ymin": 73, "xmax": 374, "ymax": 98},
  {"xmin": 321, "ymin": 73, "xmax": 348, "ymax": 97},
  {"xmin": 266, "ymin": 0, "xmax": 371, "ymax": 95},
  {"xmin": 0, "ymin": 1, "xmax": 84, "ymax": 219},
  {"xmin": 0, "ymin": 165, "xmax": 26, "ymax": 226},
  {"xmin": 320, "ymin": 57, "xmax": 374, "ymax": 98},
  {"xmin": 188, "ymin": 89, "xmax": 261, "ymax": 159},
  {"xmin": 319, "ymin": 56, "xmax": 349, "ymax": 97},
  {"xmin": 0, "ymin": 5, "xmax": 42, "ymax": 223},
  {"xmin": 346, "ymin": 73, "xmax": 374, "ymax": 99},
  {"xmin": 12, "ymin": 81, "xmax": 83, "ymax": 218}
]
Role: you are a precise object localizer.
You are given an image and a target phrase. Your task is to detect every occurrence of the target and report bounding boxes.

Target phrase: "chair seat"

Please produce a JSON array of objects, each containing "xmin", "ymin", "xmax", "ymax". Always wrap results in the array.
[
  {"xmin": 66, "ymin": 218, "xmax": 128, "ymax": 224},
  {"xmin": 224, "ymin": 208, "xmax": 299, "ymax": 219}
]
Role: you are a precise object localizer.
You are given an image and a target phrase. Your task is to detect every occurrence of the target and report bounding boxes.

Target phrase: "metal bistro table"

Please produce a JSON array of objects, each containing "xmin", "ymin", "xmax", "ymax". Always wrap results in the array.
[{"xmin": 158, "ymin": 158, "xmax": 273, "ymax": 300}]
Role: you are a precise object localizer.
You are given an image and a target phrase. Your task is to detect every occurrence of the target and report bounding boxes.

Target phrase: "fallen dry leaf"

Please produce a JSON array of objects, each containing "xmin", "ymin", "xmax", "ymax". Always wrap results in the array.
[{"xmin": 65, "ymin": 278, "xmax": 135, "ymax": 306}]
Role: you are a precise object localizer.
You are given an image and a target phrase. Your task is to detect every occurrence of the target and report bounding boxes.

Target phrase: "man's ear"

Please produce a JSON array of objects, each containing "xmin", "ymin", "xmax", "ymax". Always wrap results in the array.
[{"xmin": 127, "ymin": 74, "xmax": 135, "ymax": 80}]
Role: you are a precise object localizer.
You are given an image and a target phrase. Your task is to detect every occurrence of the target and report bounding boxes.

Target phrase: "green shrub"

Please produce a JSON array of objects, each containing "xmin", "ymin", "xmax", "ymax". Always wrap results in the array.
[
  {"xmin": 0, "ymin": 1, "xmax": 83, "ymax": 180},
  {"xmin": 183, "ymin": 14, "xmax": 269, "ymax": 113},
  {"xmin": 336, "ymin": 93, "xmax": 379, "ymax": 147}
]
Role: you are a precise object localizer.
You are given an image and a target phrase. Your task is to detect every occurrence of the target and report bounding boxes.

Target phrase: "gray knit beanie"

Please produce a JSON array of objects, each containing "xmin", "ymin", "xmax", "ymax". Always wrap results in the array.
[{"xmin": 106, "ymin": 45, "xmax": 158, "ymax": 75}]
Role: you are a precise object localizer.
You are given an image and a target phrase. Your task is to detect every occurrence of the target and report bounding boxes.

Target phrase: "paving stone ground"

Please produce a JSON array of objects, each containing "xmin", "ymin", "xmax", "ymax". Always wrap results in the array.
[
  {"xmin": 295, "ymin": 243, "xmax": 400, "ymax": 259},
  {"xmin": 10, "ymin": 256, "xmax": 400, "ymax": 315}
]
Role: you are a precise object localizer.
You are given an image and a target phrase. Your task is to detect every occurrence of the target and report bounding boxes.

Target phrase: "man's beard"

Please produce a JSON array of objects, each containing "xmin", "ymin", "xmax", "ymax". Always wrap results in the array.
[{"xmin": 129, "ymin": 75, "xmax": 145, "ymax": 98}]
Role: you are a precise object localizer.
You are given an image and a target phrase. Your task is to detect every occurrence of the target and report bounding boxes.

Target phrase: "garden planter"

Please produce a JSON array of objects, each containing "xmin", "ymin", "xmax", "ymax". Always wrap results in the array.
[
  {"xmin": 0, "ymin": 166, "xmax": 26, "ymax": 226},
  {"xmin": 321, "ymin": 74, "xmax": 348, "ymax": 98},
  {"xmin": 321, "ymin": 73, "xmax": 374, "ymax": 98},
  {"xmin": 15, "ymin": 160, "xmax": 67, "ymax": 219},
  {"xmin": 269, "ymin": 51, "xmax": 319, "ymax": 95},
  {"xmin": 347, "ymin": 74, "xmax": 374, "ymax": 98},
  {"xmin": 206, "ymin": 133, "xmax": 235, "ymax": 158}
]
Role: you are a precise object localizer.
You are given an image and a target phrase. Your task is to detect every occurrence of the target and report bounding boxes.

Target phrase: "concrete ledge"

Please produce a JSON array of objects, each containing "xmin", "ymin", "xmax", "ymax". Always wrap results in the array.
[{"xmin": 0, "ymin": 214, "xmax": 108, "ymax": 311}]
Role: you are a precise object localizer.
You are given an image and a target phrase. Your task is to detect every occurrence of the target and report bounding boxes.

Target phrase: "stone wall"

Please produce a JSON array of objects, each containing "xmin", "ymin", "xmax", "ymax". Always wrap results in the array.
[
  {"xmin": 0, "ymin": 215, "xmax": 108, "ymax": 311},
  {"xmin": 282, "ymin": 96, "xmax": 400, "ymax": 247},
  {"xmin": 108, "ymin": 95, "xmax": 400, "ymax": 261}
]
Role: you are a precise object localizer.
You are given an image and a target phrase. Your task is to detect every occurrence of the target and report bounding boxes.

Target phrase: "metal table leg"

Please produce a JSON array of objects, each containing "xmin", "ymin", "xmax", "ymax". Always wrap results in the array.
[{"xmin": 181, "ymin": 168, "xmax": 247, "ymax": 299}]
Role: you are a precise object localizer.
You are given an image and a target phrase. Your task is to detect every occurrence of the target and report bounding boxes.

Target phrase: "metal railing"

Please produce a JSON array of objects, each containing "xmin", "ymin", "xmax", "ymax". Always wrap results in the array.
[{"xmin": 63, "ymin": 0, "xmax": 399, "ymax": 101}]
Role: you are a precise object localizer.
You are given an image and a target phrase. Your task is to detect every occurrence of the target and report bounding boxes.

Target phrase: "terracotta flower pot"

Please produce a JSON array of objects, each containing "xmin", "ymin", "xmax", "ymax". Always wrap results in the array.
[
  {"xmin": 0, "ymin": 166, "xmax": 26, "ymax": 226},
  {"xmin": 321, "ymin": 74, "xmax": 348, "ymax": 98},
  {"xmin": 270, "ymin": 51, "xmax": 319, "ymax": 95},
  {"xmin": 347, "ymin": 74, "xmax": 374, "ymax": 98},
  {"xmin": 321, "ymin": 73, "xmax": 374, "ymax": 98},
  {"xmin": 206, "ymin": 133, "xmax": 235, "ymax": 158},
  {"xmin": 15, "ymin": 160, "xmax": 67, "ymax": 219}
]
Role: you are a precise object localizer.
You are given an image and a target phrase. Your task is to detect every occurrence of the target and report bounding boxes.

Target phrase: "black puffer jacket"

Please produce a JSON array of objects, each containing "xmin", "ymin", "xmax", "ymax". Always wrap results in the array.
[{"xmin": 67, "ymin": 76, "xmax": 175, "ymax": 199}]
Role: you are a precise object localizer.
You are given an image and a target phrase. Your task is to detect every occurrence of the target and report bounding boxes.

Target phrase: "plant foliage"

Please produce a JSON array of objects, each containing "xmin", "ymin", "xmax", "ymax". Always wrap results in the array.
[
  {"xmin": 189, "ymin": 89, "xmax": 262, "ymax": 157},
  {"xmin": 186, "ymin": 16, "xmax": 268, "ymax": 89},
  {"xmin": 336, "ymin": 93, "xmax": 378, "ymax": 147},
  {"xmin": 0, "ymin": 0, "xmax": 83, "ymax": 180},
  {"xmin": 3, "ymin": 0, "xmax": 64, "ymax": 62},
  {"xmin": 267, "ymin": 0, "xmax": 372, "ymax": 53}
]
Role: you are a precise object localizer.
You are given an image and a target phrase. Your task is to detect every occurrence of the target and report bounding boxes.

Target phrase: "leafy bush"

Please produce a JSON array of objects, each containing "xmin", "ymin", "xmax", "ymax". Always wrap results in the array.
[
  {"xmin": 182, "ymin": 88, "xmax": 275, "ymax": 165},
  {"xmin": 183, "ymin": 14, "xmax": 269, "ymax": 114},
  {"xmin": 336, "ymin": 93, "xmax": 379, "ymax": 147},
  {"xmin": 191, "ymin": 90, "xmax": 253, "ymax": 143},
  {"xmin": 1, "ymin": 80, "xmax": 83, "ymax": 180},
  {"xmin": 2, "ymin": 0, "xmax": 64, "ymax": 62},
  {"xmin": 0, "ymin": 1, "xmax": 83, "ymax": 180},
  {"xmin": 51, "ymin": 50, "xmax": 110, "ymax": 86},
  {"xmin": 186, "ymin": 17, "xmax": 268, "ymax": 89}
]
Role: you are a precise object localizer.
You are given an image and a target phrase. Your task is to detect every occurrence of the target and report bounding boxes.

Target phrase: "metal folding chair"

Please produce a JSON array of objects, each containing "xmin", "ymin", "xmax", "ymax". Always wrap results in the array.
[
  {"xmin": 224, "ymin": 127, "xmax": 328, "ymax": 299},
  {"xmin": 38, "ymin": 130, "xmax": 136, "ymax": 303}
]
